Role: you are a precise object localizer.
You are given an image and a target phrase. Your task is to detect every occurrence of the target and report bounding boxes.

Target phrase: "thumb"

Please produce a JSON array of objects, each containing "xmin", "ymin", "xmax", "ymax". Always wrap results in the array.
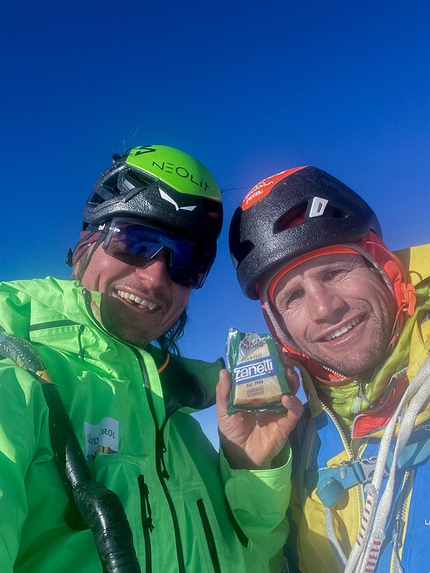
[{"xmin": 216, "ymin": 369, "xmax": 232, "ymax": 404}]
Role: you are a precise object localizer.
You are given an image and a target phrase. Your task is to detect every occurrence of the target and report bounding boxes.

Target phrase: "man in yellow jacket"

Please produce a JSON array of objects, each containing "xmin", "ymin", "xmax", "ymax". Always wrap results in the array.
[{"xmin": 229, "ymin": 166, "xmax": 430, "ymax": 573}]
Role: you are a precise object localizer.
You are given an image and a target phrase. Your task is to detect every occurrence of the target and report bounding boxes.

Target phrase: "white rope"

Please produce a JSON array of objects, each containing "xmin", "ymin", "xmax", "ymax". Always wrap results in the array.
[
  {"xmin": 358, "ymin": 364, "xmax": 430, "ymax": 572},
  {"xmin": 345, "ymin": 356, "xmax": 430, "ymax": 573},
  {"xmin": 325, "ymin": 507, "xmax": 348, "ymax": 566}
]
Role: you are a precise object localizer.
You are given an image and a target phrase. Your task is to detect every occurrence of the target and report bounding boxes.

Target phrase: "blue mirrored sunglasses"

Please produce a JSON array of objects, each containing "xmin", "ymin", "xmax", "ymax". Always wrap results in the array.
[{"xmin": 99, "ymin": 218, "xmax": 214, "ymax": 289}]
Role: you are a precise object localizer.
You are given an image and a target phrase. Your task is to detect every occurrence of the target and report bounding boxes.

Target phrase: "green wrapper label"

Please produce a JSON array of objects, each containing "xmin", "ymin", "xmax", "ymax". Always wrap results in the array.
[{"xmin": 226, "ymin": 328, "xmax": 290, "ymax": 414}]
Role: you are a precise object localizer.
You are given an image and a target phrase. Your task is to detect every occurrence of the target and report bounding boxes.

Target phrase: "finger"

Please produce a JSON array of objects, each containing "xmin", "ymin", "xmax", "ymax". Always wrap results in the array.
[
  {"xmin": 216, "ymin": 369, "xmax": 232, "ymax": 420},
  {"xmin": 281, "ymin": 394, "xmax": 304, "ymax": 424},
  {"xmin": 283, "ymin": 366, "xmax": 300, "ymax": 396},
  {"xmin": 276, "ymin": 344, "xmax": 296, "ymax": 368},
  {"xmin": 277, "ymin": 350, "xmax": 301, "ymax": 395},
  {"xmin": 216, "ymin": 369, "xmax": 231, "ymax": 401},
  {"xmin": 286, "ymin": 373, "xmax": 301, "ymax": 396}
]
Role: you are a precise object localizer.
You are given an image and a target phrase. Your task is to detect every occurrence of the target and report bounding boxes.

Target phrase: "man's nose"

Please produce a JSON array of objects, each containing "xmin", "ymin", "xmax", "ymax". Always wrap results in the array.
[
  {"xmin": 306, "ymin": 282, "xmax": 345, "ymax": 322},
  {"xmin": 134, "ymin": 251, "xmax": 171, "ymax": 286}
]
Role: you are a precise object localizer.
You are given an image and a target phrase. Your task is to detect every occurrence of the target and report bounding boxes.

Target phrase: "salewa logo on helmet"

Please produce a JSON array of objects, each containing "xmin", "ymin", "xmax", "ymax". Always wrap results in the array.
[
  {"xmin": 234, "ymin": 356, "xmax": 278, "ymax": 385},
  {"xmin": 309, "ymin": 197, "xmax": 329, "ymax": 218},
  {"xmin": 159, "ymin": 189, "xmax": 197, "ymax": 212},
  {"xmin": 132, "ymin": 146, "xmax": 156, "ymax": 155}
]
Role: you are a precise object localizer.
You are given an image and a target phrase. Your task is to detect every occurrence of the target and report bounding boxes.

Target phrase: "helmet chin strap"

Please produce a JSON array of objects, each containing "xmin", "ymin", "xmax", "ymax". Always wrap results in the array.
[
  {"xmin": 385, "ymin": 297, "xmax": 413, "ymax": 354},
  {"xmin": 71, "ymin": 233, "xmax": 106, "ymax": 283}
]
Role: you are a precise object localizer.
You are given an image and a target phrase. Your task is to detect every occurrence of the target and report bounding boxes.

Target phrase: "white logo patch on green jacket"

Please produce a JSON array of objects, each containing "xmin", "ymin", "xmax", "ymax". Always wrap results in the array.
[{"xmin": 85, "ymin": 417, "xmax": 119, "ymax": 460}]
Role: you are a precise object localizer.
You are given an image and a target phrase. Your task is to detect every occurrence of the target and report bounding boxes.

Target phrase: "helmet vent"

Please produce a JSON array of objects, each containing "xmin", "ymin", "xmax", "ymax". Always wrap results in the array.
[
  {"xmin": 331, "ymin": 207, "xmax": 349, "ymax": 219},
  {"xmin": 88, "ymin": 192, "xmax": 105, "ymax": 206},
  {"xmin": 274, "ymin": 202, "xmax": 307, "ymax": 233},
  {"xmin": 202, "ymin": 198, "xmax": 222, "ymax": 219},
  {"xmin": 102, "ymin": 172, "xmax": 123, "ymax": 196},
  {"xmin": 232, "ymin": 240, "xmax": 255, "ymax": 266}
]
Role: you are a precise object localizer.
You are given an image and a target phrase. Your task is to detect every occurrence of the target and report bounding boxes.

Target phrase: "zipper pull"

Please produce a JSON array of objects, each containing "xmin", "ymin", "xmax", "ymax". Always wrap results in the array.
[
  {"xmin": 157, "ymin": 433, "xmax": 170, "ymax": 479},
  {"xmin": 391, "ymin": 517, "xmax": 406, "ymax": 573},
  {"xmin": 138, "ymin": 476, "xmax": 154, "ymax": 532},
  {"xmin": 77, "ymin": 324, "xmax": 85, "ymax": 360},
  {"xmin": 357, "ymin": 379, "xmax": 373, "ymax": 406}
]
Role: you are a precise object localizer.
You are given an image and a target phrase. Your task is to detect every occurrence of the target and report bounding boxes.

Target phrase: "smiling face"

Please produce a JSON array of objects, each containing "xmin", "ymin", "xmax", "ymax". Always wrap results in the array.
[
  {"xmin": 273, "ymin": 253, "xmax": 397, "ymax": 378},
  {"xmin": 79, "ymin": 244, "xmax": 191, "ymax": 348}
]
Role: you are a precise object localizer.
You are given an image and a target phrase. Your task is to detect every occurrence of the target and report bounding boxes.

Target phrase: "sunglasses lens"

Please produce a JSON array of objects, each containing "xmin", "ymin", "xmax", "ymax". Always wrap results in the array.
[{"xmin": 103, "ymin": 220, "xmax": 213, "ymax": 288}]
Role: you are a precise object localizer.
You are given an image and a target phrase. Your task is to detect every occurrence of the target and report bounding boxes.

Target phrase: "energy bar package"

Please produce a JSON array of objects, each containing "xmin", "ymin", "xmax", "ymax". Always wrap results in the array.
[{"xmin": 226, "ymin": 328, "xmax": 290, "ymax": 415}]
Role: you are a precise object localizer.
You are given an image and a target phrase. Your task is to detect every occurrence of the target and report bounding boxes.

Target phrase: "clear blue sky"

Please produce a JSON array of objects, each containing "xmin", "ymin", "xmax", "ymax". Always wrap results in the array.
[{"xmin": 2, "ymin": 0, "xmax": 430, "ymax": 444}]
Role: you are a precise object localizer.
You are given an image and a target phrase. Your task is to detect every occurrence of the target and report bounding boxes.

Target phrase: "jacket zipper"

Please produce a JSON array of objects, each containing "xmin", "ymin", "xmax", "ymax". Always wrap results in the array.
[
  {"xmin": 390, "ymin": 469, "xmax": 414, "ymax": 573},
  {"xmin": 138, "ymin": 475, "xmax": 153, "ymax": 573},
  {"xmin": 318, "ymin": 399, "xmax": 366, "ymax": 516},
  {"xmin": 82, "ymin": 291, "xmax": 187, "ymax": 571},
  {"xmin": 28, "ymin": 319, "xmax": 81, "ymax": 331},
  {"xmin": 197, "ymin": 498, "xmax": 222, "ymax": 573},
  {"xmin": 130, "ymin": 346, "xmax": 186, "ymax": 573},
  {"xmin": 354, "ymin": 379, "xmax": 373, "ymax": 414},
  {"xmin": 81, "ymin": 292, "xmax": 234, "ymax": 569}
]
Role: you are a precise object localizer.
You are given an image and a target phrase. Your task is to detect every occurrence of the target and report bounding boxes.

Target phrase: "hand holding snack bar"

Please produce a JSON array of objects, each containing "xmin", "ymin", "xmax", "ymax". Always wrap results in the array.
[
  {"xmin": 216, "ymin": 330, "xmax": 303, "ymax": 470},
  {"xmin": 216, "ymin": 370, "xmax": 303, "ymax": 470}
]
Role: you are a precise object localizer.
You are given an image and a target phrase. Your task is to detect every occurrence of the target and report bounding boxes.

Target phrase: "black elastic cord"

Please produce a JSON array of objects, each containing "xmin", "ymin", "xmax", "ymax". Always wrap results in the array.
[{"xmin": 0, "ymin": 328, "xmax": 141, "ymax": 573}]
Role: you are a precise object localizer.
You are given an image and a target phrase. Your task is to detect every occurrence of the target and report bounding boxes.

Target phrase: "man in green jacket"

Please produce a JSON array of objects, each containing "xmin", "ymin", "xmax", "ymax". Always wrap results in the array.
[
  {"xmin": 229, "ymin": 165, "xmax": 430, "ymax": 573},
  {"xmin": 0, "ymin": 145, "xmax": 302, "ymax": 573}
]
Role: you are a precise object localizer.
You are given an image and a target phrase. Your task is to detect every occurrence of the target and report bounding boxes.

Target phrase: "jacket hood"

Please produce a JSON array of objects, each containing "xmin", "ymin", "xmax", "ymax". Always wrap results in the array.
[{"xmin": 0, "ymin": 277, "xmax": 222, "ymax": 411}]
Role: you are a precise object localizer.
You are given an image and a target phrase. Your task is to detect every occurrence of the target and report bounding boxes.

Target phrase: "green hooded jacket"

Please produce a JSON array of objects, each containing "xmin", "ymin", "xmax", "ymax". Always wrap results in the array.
[{"xmin": 0, "ymin": 277, "xmax": 291, "ymax": 573}]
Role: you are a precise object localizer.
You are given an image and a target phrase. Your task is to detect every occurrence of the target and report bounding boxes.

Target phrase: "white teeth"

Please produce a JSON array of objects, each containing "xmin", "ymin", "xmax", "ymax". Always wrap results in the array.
[
  {"xmin": 117, "ymin": 290, "xmax": 159, "ymax": 310},
  {"xmin": 325, "ymin": 317, "xmax": 361, "ymax": 341}
]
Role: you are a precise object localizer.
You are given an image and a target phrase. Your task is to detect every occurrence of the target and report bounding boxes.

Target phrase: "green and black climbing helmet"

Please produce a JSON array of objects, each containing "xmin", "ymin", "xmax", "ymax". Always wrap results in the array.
[{"xmin": 83, "ymin": 145, "xmax": 223, "ymax": 252}]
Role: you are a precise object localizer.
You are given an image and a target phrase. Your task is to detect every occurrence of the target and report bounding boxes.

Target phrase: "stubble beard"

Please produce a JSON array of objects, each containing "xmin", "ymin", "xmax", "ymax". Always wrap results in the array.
[{"xmin": 305, "ymin": 319, "xmax": 394, "ymax": 378}]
